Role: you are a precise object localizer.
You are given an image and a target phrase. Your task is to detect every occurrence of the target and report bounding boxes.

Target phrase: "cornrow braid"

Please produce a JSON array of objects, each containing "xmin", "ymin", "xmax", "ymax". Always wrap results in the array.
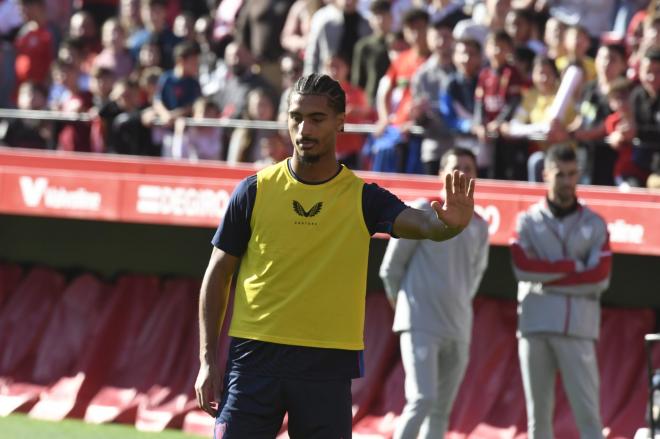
[{"xmin": 290, "ymin": 73, "xmax": 346, "ymax": 114}]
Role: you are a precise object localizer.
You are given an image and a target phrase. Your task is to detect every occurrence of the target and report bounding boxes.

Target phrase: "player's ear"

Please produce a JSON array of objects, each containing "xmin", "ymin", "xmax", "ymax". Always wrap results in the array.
[{"xmin": 336, "ymin": 112, "xmax": 345, "ymax": 132}]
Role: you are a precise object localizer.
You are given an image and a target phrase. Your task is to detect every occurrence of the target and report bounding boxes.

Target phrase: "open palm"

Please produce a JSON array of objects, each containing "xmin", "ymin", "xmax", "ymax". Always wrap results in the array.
[{"xmin": 431, "ymin": 170, "xmax": 475, "ymax": 230}]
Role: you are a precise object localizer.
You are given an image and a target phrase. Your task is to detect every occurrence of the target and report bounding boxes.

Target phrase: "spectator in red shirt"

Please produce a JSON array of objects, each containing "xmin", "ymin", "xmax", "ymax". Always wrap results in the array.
[
  {"xmin": 51, "ymin": 59, "xmax": 93, "ymax": 152},
  {"xmin": 371, "ymin": 7, "xmax": 430, "ymax": 173},
  {"xmin": 68, "ymin": 10, "xmax": 102, "ymax": 73},
  {"xmin": 376, "ymin": 8, "xmax": 430, "ymax": 136},
  {"xmin": 14, "ymin": 0, "xmax": 54, "ymax": 93},
  {"xmin": 324, "ymin": 53, "xmax": 374, "ymax": 169},
  {"xmin": 475, "ymin": 30, "xmax": 527, "ymax": 179}
]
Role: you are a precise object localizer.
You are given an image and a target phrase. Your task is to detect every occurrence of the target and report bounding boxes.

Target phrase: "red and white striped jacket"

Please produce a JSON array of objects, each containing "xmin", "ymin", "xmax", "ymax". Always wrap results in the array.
[{"xmin": 510, "ymin": 199, "xmax": 612, "ymax": 340}]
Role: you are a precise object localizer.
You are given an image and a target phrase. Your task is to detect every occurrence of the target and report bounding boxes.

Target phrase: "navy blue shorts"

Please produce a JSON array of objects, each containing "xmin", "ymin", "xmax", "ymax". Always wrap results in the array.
[{"xmin": 214, "ymin": 371, "xmax": 352, "ymax": 439}]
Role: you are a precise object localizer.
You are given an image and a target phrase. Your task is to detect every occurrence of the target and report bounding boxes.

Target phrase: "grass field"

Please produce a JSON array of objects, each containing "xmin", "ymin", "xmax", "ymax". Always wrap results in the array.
[{"xmin": 0, "ymin": 414, "xmax": 207, "ymax": 439}]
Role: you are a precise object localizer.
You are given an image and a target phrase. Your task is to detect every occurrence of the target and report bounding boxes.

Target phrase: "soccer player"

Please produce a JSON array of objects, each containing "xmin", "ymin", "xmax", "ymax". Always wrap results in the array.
[
  {"xmin": 511, "ymin": 144, "xmax": 612, "ymax": 439},
  {"xmin": 380, "ymin": 147, "xmax": 489, "ymax": 439},
  {"xmin": 195, "ymin": 73, "xmax": 475, "ymax": 438}
]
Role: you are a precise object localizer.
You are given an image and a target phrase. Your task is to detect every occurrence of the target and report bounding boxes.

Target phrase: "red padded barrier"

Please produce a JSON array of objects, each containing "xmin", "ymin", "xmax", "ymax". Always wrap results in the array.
[
  {"xmin": 0, "ymin": 267, "xmax": 66, "ymax": 378},
  {"xmin": 354, "ymin": 297, "xmax": 655, "ymax": 439},
  {"xmin": 352, "ymin": 292, "xmax": 399, "ymax": 423},
  {"xmin": 82, "ymin": 275, "xmax": 186, "ymax": 425},
  {"xmin": 135, "ymin": 278, "xmax": 201, "ymax": 431},
  {"xmin": 598, "ymin": 308, "xmax": 655, "ymax": 438},
  {"xmin": 0, "ymin": 267, "xmax": 651, "ymax": 438},
  {"xmin": 0, "ymin": 274, "xmax": 105, "ymax": 416},
  {"xmin": 0, "ymin": 263, "xmax": 22, "ymax": 311},
  {"xmin": 29, "ymin": 275, "xmax": 161, "ymax": 421},
  {"xmin": 0, "ymin": 267, "xmax": 66, "ymax": 415}
]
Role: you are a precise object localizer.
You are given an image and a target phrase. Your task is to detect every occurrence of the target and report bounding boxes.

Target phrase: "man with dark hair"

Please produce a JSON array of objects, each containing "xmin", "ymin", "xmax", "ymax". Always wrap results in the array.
[
  {"xmin": 380, "ymin": 147, "xmax": 489, "ymax": 439},
  {"xmin": 411, "ymin": 16, "xmax": 456, "ymax": 175},
  {"xmin": 153, "ymin": 41, "xmax": 201, "ymax": 127},
  {"xmin": 441, "ymin": 39, "xmax": 483, "ymax": 177},
  {"xmin": 511, "ymin": 143, "xmax": 612, "ymax": 439},
  {"xmin": 351, "ymin": 0, "xmax": 392, "ymax": 105},
  {"xmin": 127, "ymin": 0, "xmax": 181, "ymax": 69},
  {"xmin": 152, "ymin": 40, "xmax": 201, "ymax": 156},
  {"xmin": 304, "ymin": 0, "xmax": 370, "ymax": 76},
  {"xmin": 195, "ymin": 73, "xmax": 476, "ymax": 438}
]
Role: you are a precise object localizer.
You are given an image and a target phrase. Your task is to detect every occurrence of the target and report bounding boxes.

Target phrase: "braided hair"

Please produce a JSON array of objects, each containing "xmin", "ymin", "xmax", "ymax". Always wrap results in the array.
[{"xmin": 289, "ymin": 73, "xmax": 346, "ymax": 114}]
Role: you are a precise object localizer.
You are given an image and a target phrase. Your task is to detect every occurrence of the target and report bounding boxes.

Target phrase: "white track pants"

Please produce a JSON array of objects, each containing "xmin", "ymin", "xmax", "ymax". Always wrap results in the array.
[
  {"xmin": 394, "ymin": 331, "xmax": 469, "ymax": 439},
  {"xmin": 518, "ymin": 334, "xmax": 603, "ymax": 439}
]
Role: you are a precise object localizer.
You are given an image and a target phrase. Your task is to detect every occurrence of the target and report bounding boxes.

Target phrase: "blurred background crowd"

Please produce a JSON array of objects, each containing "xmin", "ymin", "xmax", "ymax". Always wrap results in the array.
[{"xmin": 1, "ymin": 0, "xmax": 660, "ymax": 188}]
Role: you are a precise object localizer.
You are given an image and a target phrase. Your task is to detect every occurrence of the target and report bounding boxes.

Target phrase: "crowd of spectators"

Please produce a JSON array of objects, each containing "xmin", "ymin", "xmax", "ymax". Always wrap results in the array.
[{"xmin": 0, "ymin": 0, "xmax": 659, "ymax": 188}]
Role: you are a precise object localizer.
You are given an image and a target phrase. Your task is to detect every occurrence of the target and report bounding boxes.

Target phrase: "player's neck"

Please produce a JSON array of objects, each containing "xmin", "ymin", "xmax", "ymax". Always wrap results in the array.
[{"xmin": 290, "ymin": 155, "xmax": 341, "ymax": 183}]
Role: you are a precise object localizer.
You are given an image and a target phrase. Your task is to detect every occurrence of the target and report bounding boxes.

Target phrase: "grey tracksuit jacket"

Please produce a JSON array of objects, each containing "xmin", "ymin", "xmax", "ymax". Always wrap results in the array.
[
  {"xmin": 511, "ymin": 199, "xmax": 612, "ymax": 340},
  {"xmin": 379, "ymin": 199, "xmax": 490, "ymax": 342}
]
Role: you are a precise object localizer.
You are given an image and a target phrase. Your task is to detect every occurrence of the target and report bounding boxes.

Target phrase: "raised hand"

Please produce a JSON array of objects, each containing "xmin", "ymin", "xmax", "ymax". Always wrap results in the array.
[{"xmin": 431, "ymin": 170, "xmax": 475, "ymax": 230}]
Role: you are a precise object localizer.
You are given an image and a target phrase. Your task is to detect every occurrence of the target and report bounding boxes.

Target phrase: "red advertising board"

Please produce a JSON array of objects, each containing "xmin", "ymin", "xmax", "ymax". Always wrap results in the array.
[
  {"xmin": 1, "ymin": 148, "xmax": 659, "ymax": 255},
  {"xmin": 0, "ymin": 168, "xmax": 121, "ymax": 220}
]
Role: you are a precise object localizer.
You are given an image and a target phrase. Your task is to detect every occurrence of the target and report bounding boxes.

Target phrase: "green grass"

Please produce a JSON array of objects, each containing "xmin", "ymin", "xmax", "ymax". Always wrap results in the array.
[{"xmin": 0, "ymin": 414, "xmax": 208, "ymax": 439}]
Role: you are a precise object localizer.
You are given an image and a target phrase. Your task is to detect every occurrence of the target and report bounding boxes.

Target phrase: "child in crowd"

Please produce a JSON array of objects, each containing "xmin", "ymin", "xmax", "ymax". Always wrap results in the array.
[
  {"xmin": 51, "ymin": 59, "xmax": 93, "ymax": 152},
  {"xmin": 226, "ymin": 88, "xmax": 276, "ymax": 164},
  {"xmin": 605, "ymin": 77, "xmax": 650, "ymax": 187},
  {"xmin": 172, "ymin": 97, "xmax": 223, "ymax": 161},
  {"xmin": 475, "ymin": 30, "xmax": 528, "ymax": 178},
  {"xmin": 93, "ymin": 18, "xmax": 134, "ymax": 78},
  {"xmin": 0, "ymin": 82, "xmax": 52, "ymax": 149},
  {"xmin": 557, "ymin": 24, "xmax": 596, "ymax": 83},
  {"xmin": 255, "ymin": 133, "xmax": 291, "ymax": 167}
]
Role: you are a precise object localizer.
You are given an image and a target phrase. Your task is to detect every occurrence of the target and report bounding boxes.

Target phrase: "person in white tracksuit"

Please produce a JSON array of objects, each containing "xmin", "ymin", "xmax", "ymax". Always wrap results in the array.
[
  {"xmin": 511, "ymin": 144, "xmax": 612, "ymax": 439},
  {"xmin": 380, "ymin": 147, "xmax": 490, "ymax": 439}
]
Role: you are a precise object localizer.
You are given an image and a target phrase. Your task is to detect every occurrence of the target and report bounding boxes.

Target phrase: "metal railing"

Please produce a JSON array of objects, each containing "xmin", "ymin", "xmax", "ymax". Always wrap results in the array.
[{"xmin": 0, "ymin": 108, "xmax": 428, "ymax": 134}]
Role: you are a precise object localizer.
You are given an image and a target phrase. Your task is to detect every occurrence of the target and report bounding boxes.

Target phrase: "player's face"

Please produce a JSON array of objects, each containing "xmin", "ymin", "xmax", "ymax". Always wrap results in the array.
[
  {"xmin": 441, "ymin": 154, "xmax": 477, "ymax": 181},
  {"xmin": 288, "ymin": 92, "xmax": 344, "ymax": 164},
  {"xmin": 544, "ymin": 159, "xmax": 579, "ymax": 205}
]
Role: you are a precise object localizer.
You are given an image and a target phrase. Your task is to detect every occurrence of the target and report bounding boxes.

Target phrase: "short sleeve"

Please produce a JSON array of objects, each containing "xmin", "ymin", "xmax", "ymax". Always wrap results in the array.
[
  {"xmin": 211, "ymin": 175, "xmax": 257, "ymax": 257},
  {"xmin": 362, "ymin": 183, "xmax": 408, "ymax": 236}
]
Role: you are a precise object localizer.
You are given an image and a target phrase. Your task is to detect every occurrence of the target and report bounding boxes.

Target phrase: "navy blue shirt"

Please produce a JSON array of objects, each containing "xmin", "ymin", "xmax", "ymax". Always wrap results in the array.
[
  {"xmin": 155, "ymin": 70, "xmax": 202, "ymax": 111},
  {"xmin": 213, "ymin": 162, "xmax": 407, "ymax": 380}
]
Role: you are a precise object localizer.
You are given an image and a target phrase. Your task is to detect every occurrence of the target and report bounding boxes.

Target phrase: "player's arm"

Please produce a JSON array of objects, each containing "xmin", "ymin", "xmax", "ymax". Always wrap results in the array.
[
  {"xmin": 195, "ymin": 247, "xmax": 238, "ymax": 417},
  {"xmin": 195, "ymin": 175, "xmax": 255, "ymax": 417},
  {"xmin": 393, "ymin": 170, "xmax": 475, "ymax": 241}
]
